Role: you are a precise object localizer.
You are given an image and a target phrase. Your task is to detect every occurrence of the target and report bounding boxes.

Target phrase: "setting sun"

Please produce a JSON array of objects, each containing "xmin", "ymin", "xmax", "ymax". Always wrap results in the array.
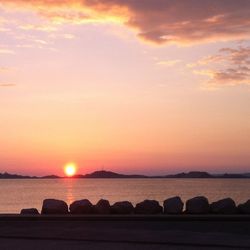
[{"xmin": 64, "ymin": 163, "xmax": 77, "ymax": 177}]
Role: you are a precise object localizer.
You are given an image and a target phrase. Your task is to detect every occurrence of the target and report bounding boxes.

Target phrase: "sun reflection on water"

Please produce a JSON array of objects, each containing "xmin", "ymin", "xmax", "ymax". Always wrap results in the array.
[{"xmin": 64, "ymin": 178, "xmax": 75, "ymax": 205}]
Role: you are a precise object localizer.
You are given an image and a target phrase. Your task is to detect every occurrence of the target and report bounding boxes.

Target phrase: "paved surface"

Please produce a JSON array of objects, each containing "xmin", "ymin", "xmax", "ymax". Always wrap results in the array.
[
  {"xmin": 0, "ymin": 239, "xmax": 227, "ymax": 250},
  {"xmin": 0, "ymin": 216, "xmax": 250, "ymax": 249}
]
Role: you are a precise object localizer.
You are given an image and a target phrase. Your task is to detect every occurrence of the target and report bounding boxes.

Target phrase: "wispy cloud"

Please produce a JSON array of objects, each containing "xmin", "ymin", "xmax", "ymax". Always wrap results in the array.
[
  {"xmin": 34, "ymin": 39, "xmax": 49, "ymax": 45},
  {"xmin": 19, "ymin": 24, "xmax": 58, "ymax": 32},
  {"xmin": 156, "ymin": 60, "xmax": 182, "ymax": 67},
  {"xmin": 0, "ymin": 27, "xmax": 10, "ymax": 32},
  {"xmin": 0, "ymin": 48, "xmax": 15, "ymax": 54},
  {"xmin": 192, "ymin": 46, "xmax": 250, "ymax": 87},
  {"xmin": 0, "ymin": 66, "xmax": 10, "ymax": 72},
  {"xmin": 48, "ymin": 33, "xmax": 75, "ymax": 40},
  {"xmin": 0, "ymin": 83, "xmax": 16, "ymax": 87},
  {"xmin": 1, "ymin": 0, "xmax": 250, "ymax": 45}
]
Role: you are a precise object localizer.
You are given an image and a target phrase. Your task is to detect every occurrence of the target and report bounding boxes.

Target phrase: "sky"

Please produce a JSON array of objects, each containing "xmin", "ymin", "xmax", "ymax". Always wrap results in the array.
[{"xmin": 0, "ymin": 0, "xmax": 250, "ymax": 176}]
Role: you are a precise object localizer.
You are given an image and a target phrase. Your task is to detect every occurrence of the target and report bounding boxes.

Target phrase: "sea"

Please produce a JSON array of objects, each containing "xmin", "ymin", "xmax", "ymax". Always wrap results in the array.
[{"xmin": 0, "ymin": 178, "xmax": 250, "ymax": 213}]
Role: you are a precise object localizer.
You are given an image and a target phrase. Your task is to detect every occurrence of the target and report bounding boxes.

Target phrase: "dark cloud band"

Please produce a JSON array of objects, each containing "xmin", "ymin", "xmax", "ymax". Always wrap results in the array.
[{"xmin": 1, "ymin": 0, "xmax": 250, "ymax": 45}]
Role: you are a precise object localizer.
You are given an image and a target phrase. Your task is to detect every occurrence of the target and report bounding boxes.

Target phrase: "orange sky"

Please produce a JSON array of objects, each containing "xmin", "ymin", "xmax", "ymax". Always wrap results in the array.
[{"xmin": 0, "ymin": 0, "xmax": 250, "ymax": 175}]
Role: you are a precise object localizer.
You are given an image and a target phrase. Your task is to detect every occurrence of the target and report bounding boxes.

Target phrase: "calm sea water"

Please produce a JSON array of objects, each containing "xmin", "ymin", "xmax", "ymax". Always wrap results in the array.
[{"xmin": 0, "ymin": 178, "xmax": 250, "ymax": 213}]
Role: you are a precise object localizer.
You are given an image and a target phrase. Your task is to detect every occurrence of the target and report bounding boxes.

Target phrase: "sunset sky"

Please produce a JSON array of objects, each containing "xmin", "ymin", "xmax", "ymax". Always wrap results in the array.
[{"xmin": 0, "ymin": 0, "xmax": 250, "ymax": 176}]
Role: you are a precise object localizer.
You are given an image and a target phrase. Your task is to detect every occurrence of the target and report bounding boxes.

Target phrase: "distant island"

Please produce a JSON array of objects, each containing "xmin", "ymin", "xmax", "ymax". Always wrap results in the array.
[{"xmin": 0, "ymin": 170, "xmax": 250, "ymax": 179}]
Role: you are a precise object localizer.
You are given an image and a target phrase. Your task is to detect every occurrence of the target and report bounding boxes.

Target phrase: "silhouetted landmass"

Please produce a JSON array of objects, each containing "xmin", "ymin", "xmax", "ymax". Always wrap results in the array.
[
  {"xmin": 164, "ymin": 171, "xmax": 212, "ymax": 178},
  {"xmin": 0, "ymin": 170, "xmax": 249, "ymax": 179},
  {"xmin": 216, "ymin": 173, "xmax": 248, "ymax": 178},
  {"xmin": 0, "ymin": 172, "xmax": 37, "ymax": 179},
  {"xmin": 82, "ymin": 170, "xmax": 147, "ymax": 178},
  {"xmin": 41, "ymin": 175, "xmax": 61, "ymax": 179}
]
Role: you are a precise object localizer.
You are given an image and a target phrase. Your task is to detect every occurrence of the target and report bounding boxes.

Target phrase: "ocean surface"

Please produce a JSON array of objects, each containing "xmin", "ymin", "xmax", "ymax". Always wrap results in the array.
[{"xmin": 0, "ymin": 178, "xmax": 250, "ymax": 213}]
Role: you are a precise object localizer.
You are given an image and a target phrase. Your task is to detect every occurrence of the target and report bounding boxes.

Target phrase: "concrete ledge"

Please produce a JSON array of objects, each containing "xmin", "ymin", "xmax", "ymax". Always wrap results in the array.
[
  {"xmin": 0, "ymin": 216, "xmax": 250, "ymax": 249},
  {"xmin": 0, "ymin": 214, "xmax": 250, "ymax": 221}
]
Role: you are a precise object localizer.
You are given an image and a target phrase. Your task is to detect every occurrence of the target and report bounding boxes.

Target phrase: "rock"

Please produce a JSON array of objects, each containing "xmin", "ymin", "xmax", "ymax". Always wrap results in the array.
[
  {"xmin": 20, "ymin": 208, "xmax": 39, "ymax": 215},
  {"xmin": 210, "ymin": 198, "xmax": 237, "ymax": 214},
  {"xmin": 163, "ymin": 196, "xmax": 184, "ymax": 214},
  {"xmin": 135, "ymin": 200, "xmax": 163, "ymax": 214},
  {"xmin": 70, "ymin": 199, "xmax": 94, "ymax": 214},
  {"xmin": 111, "ymin": 201, "xmax": 134, "ymax": 214},
  {"xmin": 41, "ymin": 199, "xmax": 68, "ymax": 214},
  {"xmin": 94, "ymin": 199, "xmax": 111, "ymax": 214},
  {"xmin": 186, "ymin": 196, "xmax": 210, "ymax": 214},
  {"xmin": 238, "ymin": 200, "xmax": 250, "ymax": 214}
]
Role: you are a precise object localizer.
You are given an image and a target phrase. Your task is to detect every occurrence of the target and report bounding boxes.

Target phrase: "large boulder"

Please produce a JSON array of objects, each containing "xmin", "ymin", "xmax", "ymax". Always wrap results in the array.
[
  {"xmin": 210, "ymin": 198, "xmax": 237, "ymax": 214},
  {"xmin": 41, "ymin": 199, "xmax": 68, "ymax": 214},
  {"xmin": 238, "ymin": 200, "xmax": 250, "ymax": 214},
  {"xmin": 186, "ymin": 196, "xmax": 210, "ymax": 214},
  {"xmin": 163, "ymin": 196, "xmax": 184, "ymax": 214},
  {"xmin": 70, "ymin": 199, "xmax": 94, "ymax": 214},
  {"xmin": 135, "ymin": 200, "xmax": 163, "ymax": 214},
  {"xmin": 94, "ymin": 199, "xmax": 111, "ymax": 214},
  {"xmin": 111, "ymin": 201, "xmax": 134, "ymax": 214},
  {"xmin": 20, "ymin": 208, "xmax": 39, "ymax": 215}
]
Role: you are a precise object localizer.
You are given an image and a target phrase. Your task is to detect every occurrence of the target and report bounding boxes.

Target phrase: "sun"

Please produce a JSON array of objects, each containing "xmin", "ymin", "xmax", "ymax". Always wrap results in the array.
[{"xmin": 64, "ymin": 163, "xmax": 77, "ymax": 177}]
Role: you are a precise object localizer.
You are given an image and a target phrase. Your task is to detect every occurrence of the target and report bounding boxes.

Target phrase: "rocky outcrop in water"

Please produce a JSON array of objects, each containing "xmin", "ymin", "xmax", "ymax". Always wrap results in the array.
[
  {"xmin": 135, "ymin": 200, "xmax": 163, "ymax": 214},
  {"xmin": 94, "ymin": 199, "xmax": 111, "ymax": 214},
  {"xmin": 70, "ymin": 199, "xmax": 94, "ymax": 214},
  {"xmin": 186, "ymin": 196, "xmax": 210, "ymax": 214},
  {"xmin": 210, "ymin": 198, "xmax": 237, "ymax": 214},
  {"xmin": 20, "ymin": 208, "xmax": 39, "ymax": 215},
  {"xmin": 27, "ymin": 197, "xmax": 250, "ymax": 215},
  {"xmin": 238, "ymin": 200, "xmax": 250, "ymax": 214},
  {"xmin": 111, "ymin": 201, "xmax": 134, "ymax": 214},
  {"xmin": 41, "ymin": 199, "xmax": 68, "ymax": 214},
  {"xmin": 163, "ymin": 196, "xmax": 184, "ymax": 214}
]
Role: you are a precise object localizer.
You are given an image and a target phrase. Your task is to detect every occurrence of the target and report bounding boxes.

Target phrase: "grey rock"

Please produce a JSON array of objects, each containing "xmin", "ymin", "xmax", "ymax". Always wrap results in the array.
[
  {"xmin": 20, "ymin": 208, "xmax": 39, "ymax": 215},
  {"xmin": 186, "ymin": 196, "xmax": 210, "ymax": 214},
  {"xmin": 210, "ymin": 198, "xmax": 237, "ymax": 214},
  {"xmin": 70, "ymin": 199, "xmax": 94, "ymax": 214},
  {"xmin": 111, "ymin": 201, "xmax": 134, "ymax": 214},
  {"xmin": 163, "ymin": 196, "xmax": 184, "ymax": 214},
  {"xmin": 135, "ymin": 200, "xmax": 163, "ymax": 214},
  {"xmin": 94, "ymin": 199, "xmax": 111, "ymax": 214},
  {"xmin": 41, "ymin": 199, "xmax": 68, "ymax": 214}
]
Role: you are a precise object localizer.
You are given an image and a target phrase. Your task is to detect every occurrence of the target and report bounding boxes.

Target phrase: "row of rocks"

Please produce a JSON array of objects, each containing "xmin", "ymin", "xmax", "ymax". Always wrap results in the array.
[{"xmin": 20, "ymin": 196, "xmax": 250, "ymax": 215}]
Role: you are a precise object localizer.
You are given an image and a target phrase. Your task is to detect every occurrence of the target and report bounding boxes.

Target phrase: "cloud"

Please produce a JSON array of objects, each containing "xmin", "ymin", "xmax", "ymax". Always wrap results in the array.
[
  {"xmin": 0, "ymin": 48, "xmax": 15, "ymax": 54},
  {"xmin": 0, "ymin": 27, "xmax": 10, "ymax": 32},
  {"xmin": 62, "ymin": 33, "xmax": 75, "ymax": 39},
  {"xmin": 192, "ymin": 46, "xmax": 250, "ymax": 87},
  {"xmin": 1, "ymin": 0, "xmax": 250, "ymax": 45},
  {"xmin": 19, "ymin": 24, "xmax": 58, "ymax": 32},
  {"xmin": 156, "ymin": 60, "xmax": 182, "ymax": 67},
  {"xmin": 0, "ymin": 67, "xmax": 9, "ymax": 72},
  {"xmin": 34, "ymin": 39, "xmax": 49, "ymax": 45},
  {"xmin": 0, "ymin": 67, "xmax": 16, "ymax": 88},
  {"xmin": 48, "ymin": 33, "xmax": 75, "ymax": 39},
  {"xmin": 0, "ymin": 83, "xmax": 16, "ymax": 87}
]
